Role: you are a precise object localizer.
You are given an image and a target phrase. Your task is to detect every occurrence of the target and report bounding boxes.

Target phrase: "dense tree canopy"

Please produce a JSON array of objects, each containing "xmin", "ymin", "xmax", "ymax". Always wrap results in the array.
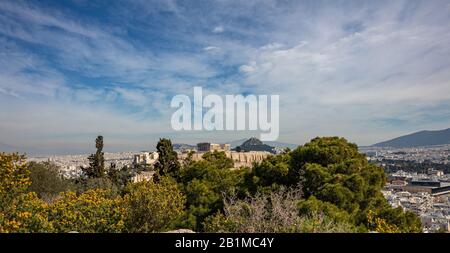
[
  {"xmin": 244, "ymin": 137, "xmax": 421, "ymax": 232},
  {"xmin": 178, "ymin": 151, "xmax": 245, "ymax": 230}
]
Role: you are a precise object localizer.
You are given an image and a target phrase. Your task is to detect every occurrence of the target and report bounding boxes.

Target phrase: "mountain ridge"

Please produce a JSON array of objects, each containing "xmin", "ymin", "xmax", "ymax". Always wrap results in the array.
[
  {"xmin": 372, "ymin": 128, "xmax": 450, "ymax": 148},
  {"xmin": 0, "ymin": 142, "xmax": 19, "ymax": 152}
]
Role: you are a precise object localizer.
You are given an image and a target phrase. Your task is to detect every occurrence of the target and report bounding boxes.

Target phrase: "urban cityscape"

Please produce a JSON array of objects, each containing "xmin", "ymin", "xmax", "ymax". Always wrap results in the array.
[{"xmin": 362, "ymin": 145, "xmax": 450, "ymax": 232}]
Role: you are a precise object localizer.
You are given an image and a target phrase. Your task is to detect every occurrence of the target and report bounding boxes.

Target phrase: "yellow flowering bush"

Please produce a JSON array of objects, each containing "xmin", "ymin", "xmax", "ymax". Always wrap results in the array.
[
  {"xmin": 0, "ymin": 153, "xmax": 52, "ymax": 233},
  {"xmin": 123, "ymin": 177, "xmax": 186, "ymax": 232},
  {"xmin": 0, "ymin": 153, "xmax": 30, "ymax": 197},
  {"xmin": 367, "ymin": 210, "xmax": 400, "ymax": 233},
  {"xmin": 48, "ymin": 189, "xmax": 125, "ymax": 233}
]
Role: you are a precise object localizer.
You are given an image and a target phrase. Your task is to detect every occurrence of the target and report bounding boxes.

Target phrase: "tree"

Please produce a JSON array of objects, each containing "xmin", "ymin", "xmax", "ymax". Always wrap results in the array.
[
  {"xmin": 78, "ymin": 177, "xmax": 119, "ymax": 197},
  {"xmin": 178, "ymin": 153, "xmax": 246, "ymax": 230},
  {"xmin": 183, "ymin": 179, "xmax": 221, "ymax": 230},
  {"xmin": 107, "ymin": 163, "xmax": 133, "ymax": 192},
  {"xmin": 82, "ymin": 136, "xmax": 105, "ymax": 178},
  {"xmin": 122, "ymin": 177, "xmax": 185, "ymax": 232},
  {"xmin": 288, "ymin": 137, "xmax": 421, "ymax": 232},
  {"xmin": 244, "ymin": 153, "xmax": 291, "ymax": 194},
  {"xmin": 242, "ymin": 137, "xmax": 422, "ymax": 232},
  {"xmin": 202, "ymin": 151, "xmax": 234, "ymax": 169},
  {"xmin": 298, "ymin": 196, "xmax": 352, "ymax": 224},
  {"xmin": 154, "ymin": 138, "xmax": 181, "ymax": 178},
  {"xmin": 28, "ymin": 161, "xmax": 74, "ymax": 201}
]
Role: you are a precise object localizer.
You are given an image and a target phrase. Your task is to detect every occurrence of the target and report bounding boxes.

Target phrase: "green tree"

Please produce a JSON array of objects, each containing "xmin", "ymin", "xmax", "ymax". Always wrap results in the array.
[
  {"xmin": 82, "ymin": 136, "xmax": 105, "ymax": 178},
  {"xmin": 298, "ymin": 196, "xmax": 353, "ymax": 224},
  {"xmin": 289, "ymin": 137, "xmax": 421, "ymax": 232},
  {"xmin": 244, "ymin": 153, "xmax": 291, "ymax": 194},
  {"xmin": 178, "ymin": 152, "xmax": 246, "ymax": 230},
  {"xmin": 78, "ymin": 177, "xmax": 119, "ymax": 197},
  {"xmin": 154, "ymin": 138, "xmax": 181, "ymax": 179},
  {"xmin": 202, "ymin": 151, "xmax": 234, "ymax": 169},
  {"xmin": 242, "ymin": 137, "xmax": 422, "ymax": 232},
  {"xmin": 107, "ymin": 163, "xmax": 133, "ymax": 192},
  {"xmin": 28, "ymin": 161, "xmax": 74, "ymax": 201}
]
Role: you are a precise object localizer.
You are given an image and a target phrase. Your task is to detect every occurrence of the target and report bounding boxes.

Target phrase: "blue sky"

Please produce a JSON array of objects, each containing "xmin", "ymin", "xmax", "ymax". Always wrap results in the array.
[{"xmin": 1, "ymin": 0, "xmax": 450, "ymax": 154}]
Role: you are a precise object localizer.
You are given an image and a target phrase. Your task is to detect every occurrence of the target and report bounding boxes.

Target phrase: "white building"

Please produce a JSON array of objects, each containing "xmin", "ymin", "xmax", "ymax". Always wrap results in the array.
[
  {"xmin": 131, "ymin": 171, "xmax": 156, "ymax": 183},
  {"xmin": 133, "ymin": 152, "xmax": 159, "ymax": 165}
]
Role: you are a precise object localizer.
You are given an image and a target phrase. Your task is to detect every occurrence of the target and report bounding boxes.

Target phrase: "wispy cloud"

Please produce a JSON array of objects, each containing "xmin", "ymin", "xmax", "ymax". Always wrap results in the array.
[
  {"xmin": 212, "ymin": 26, "xmax": 225, "ymax": 33},
  {"xmin": 1, "ymin": 0, "xmax": 450, "ymax": 153}
]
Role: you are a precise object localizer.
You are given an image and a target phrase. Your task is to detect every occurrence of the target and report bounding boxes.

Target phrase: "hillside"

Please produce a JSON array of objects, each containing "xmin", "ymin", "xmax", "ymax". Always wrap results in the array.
[
  {"xmin": 0, "ymin": 142, "xmax": 19, "ymax": 153},
  {"xmin": 235, "ymin": 137, "xmax": 276, "ymax": 153},
  {"xmin": 372, "ymin": 128, "xmax": 450, "ymax": 148},
  {"xmin": 229, "ymin": 138, "xmax": 297, "ymax": 149}
]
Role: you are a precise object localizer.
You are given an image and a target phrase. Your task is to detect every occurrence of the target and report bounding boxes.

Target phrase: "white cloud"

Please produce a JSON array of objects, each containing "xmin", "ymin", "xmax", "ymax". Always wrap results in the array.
[
  {"xmin": 203, "ymin": 46, "xmax": 221, "ymax": 52},
  {"xmin": 260, "ymin": 42, "xmax": 284, "ymax": 51},
  {"xmin": 232, "ymin": 1, "xmax": 450, "ymax": 144},
  {"xmin": 239, "ymin": 62, "xmax": 257, "ymax": 73},
  {"xmin": 212, "ymin": 25, "xmax": 224, "ymax": 33}
]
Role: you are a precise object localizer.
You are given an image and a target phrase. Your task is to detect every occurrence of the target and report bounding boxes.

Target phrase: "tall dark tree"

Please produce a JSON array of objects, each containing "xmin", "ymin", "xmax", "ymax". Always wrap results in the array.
[
  {"xmin": 82, "ymin": 136, "xmax": 105, "ymax": 178},
  {"xmin": 154, "ymin": 138, "xmax": 181, "ymax": 178}
]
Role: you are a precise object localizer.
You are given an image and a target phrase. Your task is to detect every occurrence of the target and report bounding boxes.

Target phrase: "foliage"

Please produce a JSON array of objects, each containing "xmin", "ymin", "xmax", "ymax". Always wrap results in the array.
[
  {"xmin": 201, "ymin": 151, "xmax": 234, "ymax": 169},
  {"xmin": 0, "ymin": 136, "xmax": 424, "ymax": 233},
  {"xmin": 0, "ymin": 153, "xmax": 30, "ymax": 198},
  {"xmin": 28, "ymin": 161, "xmax": 74, "ymax": 201},
  {"xmin": 107, "ymin": 163, "xmax": 134, "ymax": 192},
  {"xmin": 0, "ymin": 153, "xmax": 52, "ymax": 232},
  {"xmin": 298, "ymin": 196, "xmax": 353, "ymax": 224},
  {"xmin": 77, "ymin": 177, "xmax": 119, "ymax": 197},
  {"xmin": 204, "ymin": 187, "xmax": 355, "ymax": 233},
  {"xmin": 244, "ymin": 137, "xmax": 421, "ymax": 232},
  {"xmin": 82, "ymin": 136, "xmax": 105, "ymax": 178},
  {"xmin": 178, "ymin": 152, "xmax": 245, "ymax": 230},
  {"xmin": 122, "ymin": 177, "xmax": 185, "ymax": 232},
  {"xmin": 154, "ymin": 138, "xmax": 181, "ymax": 178},
  {"xmin": 244, "ymin": 153, "xmax": 291, "ymax": 193},
  {"xmin": 0, "ymin": 192, "xmax": 52, "ymax": 233},
  {"xmin": 367, "ymin": 210, "xmax": 400, "ymax": 233},
  {"xmin": 48, "ymin": 189, "xmax": 124, "ymax": 233}
]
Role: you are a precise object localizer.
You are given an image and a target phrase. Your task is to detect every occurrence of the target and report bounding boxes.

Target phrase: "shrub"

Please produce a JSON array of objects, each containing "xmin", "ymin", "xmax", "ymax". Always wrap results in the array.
[{"xmin": 122, "ymin": 177, "xmax": 185, "ymax": 232}]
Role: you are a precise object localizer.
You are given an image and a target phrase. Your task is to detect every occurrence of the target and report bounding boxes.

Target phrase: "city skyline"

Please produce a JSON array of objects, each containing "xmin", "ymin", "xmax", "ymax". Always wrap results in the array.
[{"xmin": 1, "ymin": 0, "xmax": 450, "ymax": 154}]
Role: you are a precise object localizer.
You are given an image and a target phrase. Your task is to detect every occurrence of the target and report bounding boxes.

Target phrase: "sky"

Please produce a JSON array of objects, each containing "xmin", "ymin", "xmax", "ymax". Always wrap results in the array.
[{"xmin": 1, "ymin": 0, "xmax": 450, "ymax": 155}]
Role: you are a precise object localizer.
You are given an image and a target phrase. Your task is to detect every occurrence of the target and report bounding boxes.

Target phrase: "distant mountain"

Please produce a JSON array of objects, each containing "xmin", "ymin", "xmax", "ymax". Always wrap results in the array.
[
  {"xmin": 228, "ymin": 138, "xmax": 297, "ymax": 150},
  {"xmin": 235, "ymin": 137, "xmax": 276, "ymax": 153},
  {"xmin": 264, "ymin": 141, "xmax": 298, "ymax": 150},
  {"xmin": 0, "ymin": 142, "xmax": 19, "ymax": 153},
  {"xmin": 173, "ymin": 143, "xmax": 196, "ymax": 151},
  {"xmin": 372, "ymin": 128, "xmax": 450, "ymax": 148}
]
